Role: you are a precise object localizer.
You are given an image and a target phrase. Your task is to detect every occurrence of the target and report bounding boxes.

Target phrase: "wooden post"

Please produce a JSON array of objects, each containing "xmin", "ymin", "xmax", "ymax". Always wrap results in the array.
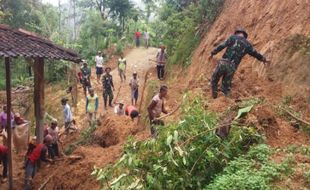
[
  {"xmin": 5, "ymin": 57, "xmax": 13, "ymax": 190},
  {"xmin": 33, "ymin": 58, "xmax": 45, "ymax": 144},
  {"xmin": 137, "ymin": 70, "xmax": 150, "ymax": 126},
  {"xmin": 72, "ymin": 63, "xmax": 78, "ymax": 107}
]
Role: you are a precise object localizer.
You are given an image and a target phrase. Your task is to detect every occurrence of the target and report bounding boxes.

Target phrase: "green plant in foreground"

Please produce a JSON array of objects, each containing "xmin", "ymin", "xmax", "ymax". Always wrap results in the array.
[
  {"xmin": 204, "ymin": 144, "xmax": 295, "ymax": 190},
  {"xmin": 304, "ymin": 170, "xmax": 310, "ymax": 184},
  {"xmin": 64, "ymin": 122, "xmax": 97, "ymax": 155},
  {"xmin": 92, "ymin": 96, "xmax": 263, "ymax": 189}
]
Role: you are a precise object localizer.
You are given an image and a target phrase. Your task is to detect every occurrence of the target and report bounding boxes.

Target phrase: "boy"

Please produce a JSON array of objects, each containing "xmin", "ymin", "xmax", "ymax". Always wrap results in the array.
[
  {"xmin": 86, "ymin": 88, "xmax": 99, "ymax": 123},
  {"xmin": 129, "ymin": 71, "xmax": 139, "ymax": 106},
  {"xmin": 118, "ymin": 54, "xmax": 127, "ymax": 82}
]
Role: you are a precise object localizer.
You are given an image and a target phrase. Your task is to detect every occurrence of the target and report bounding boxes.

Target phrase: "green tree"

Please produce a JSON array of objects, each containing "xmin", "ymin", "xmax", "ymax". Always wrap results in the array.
[
  {"xmin": 141, "ymin": 0, "xmax": 157, "ymax": 22},
  {"xmin": 108, "ymin": 0, "xmax": 135, "ymax": 33},
  {"xmin": 0, "ymin": 0, "xmax": 40, "ymax": 30},
  {"xmin": 77, "ymin": 0, "xmax": 109, "ymax": 20}
]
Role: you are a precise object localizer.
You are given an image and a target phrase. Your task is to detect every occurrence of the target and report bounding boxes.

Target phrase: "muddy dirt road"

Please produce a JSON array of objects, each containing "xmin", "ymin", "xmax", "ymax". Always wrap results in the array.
[{"xmin": 0, "ymin": 47, "xmax": 159, "ymax": 190}]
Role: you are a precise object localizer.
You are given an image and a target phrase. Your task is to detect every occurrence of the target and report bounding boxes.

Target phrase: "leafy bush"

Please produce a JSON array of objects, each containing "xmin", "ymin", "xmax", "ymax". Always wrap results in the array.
[
  {"xmin": 64, "ymin": 122, "xmax": 97, "ymax": 155},
  {"xmin": 45, "ymin": 60, "xmax": 71, "ymax": 83},
  {"xmin": 304, "ymin": 170, "xmax": 310, "ymax": 184},
  {"xmin": 115, "ymin": 42, "xmax": 124, "ymax": 55},
  {"xmin": 150, "ymin": 1, "xmax": 224, "ymax": 66},
  {"xmin": 205, "ymin": 144, "xmax": 294, "ymax": 190},
  {"xmin": 92, "ymin": 95, "xmax": 263, "ymax": 189}
]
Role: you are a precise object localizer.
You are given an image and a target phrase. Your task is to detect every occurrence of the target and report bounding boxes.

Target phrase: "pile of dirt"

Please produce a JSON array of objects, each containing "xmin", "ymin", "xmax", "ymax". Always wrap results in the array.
[
  {"xmin": 186, "ymin": 0, "xmax": 310, "ymax": 115},
  {"xmin": 252, "ymin": 105, "xmax": 279, "ymax": 138},
  {"xmin": 176, "ymin": 0, "xmax": 310, "ymax": 149},
  {"xmin": 32, "ymin": 113, "xmax": 140, "ymax": 189},
  {"xmin": 94, "ymin": 124, "xmax": 119, "ymax": 148}
]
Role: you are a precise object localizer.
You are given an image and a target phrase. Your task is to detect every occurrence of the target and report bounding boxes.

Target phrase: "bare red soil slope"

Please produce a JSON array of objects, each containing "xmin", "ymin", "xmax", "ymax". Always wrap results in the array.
[{"xmin": 187, "ymin": 0, "xmax": 310, "ymax": 118}]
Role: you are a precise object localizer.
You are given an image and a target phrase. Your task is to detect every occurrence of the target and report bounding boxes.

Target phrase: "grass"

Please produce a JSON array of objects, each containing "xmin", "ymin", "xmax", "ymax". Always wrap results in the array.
[{"xmin": 205, "ymin": 144, "xmax": 295, "ymax": 190}]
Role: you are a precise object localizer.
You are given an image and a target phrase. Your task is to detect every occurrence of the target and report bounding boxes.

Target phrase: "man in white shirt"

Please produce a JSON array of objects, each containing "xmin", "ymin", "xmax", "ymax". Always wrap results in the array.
[
  {"xmin": 144, "ymin": 30, "xmax": 150, "ymax": 48},
  {"xmin": 47, "ymin": 120, "xmax": 59, "ymax": 159},
  {"xmin": 95, "ymin": 51, "xmax": 104, "ymax": 83},
  {"xmin": 114, "ymin": 101, "xmax": 125, "ymax": 116}
]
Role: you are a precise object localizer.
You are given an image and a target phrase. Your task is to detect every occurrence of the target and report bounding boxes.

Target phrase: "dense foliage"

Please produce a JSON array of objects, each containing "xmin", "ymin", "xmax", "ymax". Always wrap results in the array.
[
  {"xmin": 92, "ymin": 96, "xmax": 263, "ymax": 189},
  {"xmin": 0, "ymin": 0, "xmax": 224, "ymax": 89},
  {"xmin": 0, "ymin": 0, "xmax": 143, "ymax": 89},
  {"xmin": 205, "ymin": 144, "xmax": 293, "ymax": 190},
  {"xmin": 150, "ymin": 0, "xmax": 224, "ymax": 66},
  {"xmin": 0, "ymin": 0, "xmax": 75, "ymax": 89}
]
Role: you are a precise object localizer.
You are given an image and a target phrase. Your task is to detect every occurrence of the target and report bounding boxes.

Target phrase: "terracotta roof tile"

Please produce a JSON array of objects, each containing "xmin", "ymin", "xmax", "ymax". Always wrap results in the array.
[{"xmin": 0, "ymin": 24, "xmax": 81, "ymax": 62}]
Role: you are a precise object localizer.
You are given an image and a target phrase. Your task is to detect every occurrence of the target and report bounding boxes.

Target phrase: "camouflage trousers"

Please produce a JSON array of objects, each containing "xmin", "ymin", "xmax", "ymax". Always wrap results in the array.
[
  {"xmin": 211, "ymin": 59, "xmax": 236, "ymax": 98},
  {"xmin": 103, "ymin": 88, "xmax": 114, "ymax": 107}
]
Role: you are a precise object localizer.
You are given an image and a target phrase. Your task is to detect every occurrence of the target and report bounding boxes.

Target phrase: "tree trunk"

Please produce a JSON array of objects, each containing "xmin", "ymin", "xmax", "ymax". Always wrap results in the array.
[
  {"xmin": 122, "ymin": 17, "xmax": 125, "ymax": 34},
  {"xmin": 72, "ymin": 64, "xmax": 78, "ymax": 107},
  {"xmin": 58, "ymin": 0, "xmax": 61, "ymax": 32},
  {"xmin": 73, "ymin": 0, "xmax": 76, "ymax": 40}
]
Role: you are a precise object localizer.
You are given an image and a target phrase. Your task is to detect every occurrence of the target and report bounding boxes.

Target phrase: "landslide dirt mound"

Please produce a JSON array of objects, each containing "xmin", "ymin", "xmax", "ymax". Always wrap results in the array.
[
  {"xmin": 94, "ymin": 115, "xmax": 120, "ymax": 147},
  {"xmin": 30, "ymin": 48, "xmax": 157, "ymax": 190},
  {"xmin": 32, "ymin": 114, "xmax": 140, "ymax": 190},
  {"xmin": 187, "ymin": 0, "xmax": 310, "ymax": 115},
  {"xmin": 177, "ymin": 0, "xmax": 310, "ymax": 148},
  {"xmin": 94, "ymin": 114, "xmax": 139, "ymax": 148}
]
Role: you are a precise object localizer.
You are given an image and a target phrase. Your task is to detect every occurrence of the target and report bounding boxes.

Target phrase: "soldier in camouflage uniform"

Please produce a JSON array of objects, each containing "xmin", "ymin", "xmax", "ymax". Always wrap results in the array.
[
  {"xmin": 80, "ymin": 61, "xmax": 92, "ymax": 96},
  {"xmin": 102, "ymin": 67, "xmax": 115, "ymax": 110},
  {"xmin": 208, "ymin": 28, "xmax": 270, "ymax": 98}
]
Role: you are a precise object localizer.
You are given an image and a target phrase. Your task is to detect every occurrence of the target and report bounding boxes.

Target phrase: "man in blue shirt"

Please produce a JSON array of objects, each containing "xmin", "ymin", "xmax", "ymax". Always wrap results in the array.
[{"xmin": 61, "ymin": 98, "xmax": 76, "ymax": 134}]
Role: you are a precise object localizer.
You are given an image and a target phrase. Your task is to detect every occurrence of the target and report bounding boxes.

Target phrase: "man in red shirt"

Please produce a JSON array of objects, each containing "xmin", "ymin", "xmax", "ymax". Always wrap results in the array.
[
  {"xmin": 0, "ymin": 144, "xmax": 8, "ymax": 183},
  {"xmin": 125, "ymin": 105, "xmax": 139, "ymax": 121},
  {"xmin": 135, "ymin": 30, "xmax": 141, "ymax": 47},
  {"xmin": 24, "ymin": 135, "xmax": 53, "ymax": 189}
]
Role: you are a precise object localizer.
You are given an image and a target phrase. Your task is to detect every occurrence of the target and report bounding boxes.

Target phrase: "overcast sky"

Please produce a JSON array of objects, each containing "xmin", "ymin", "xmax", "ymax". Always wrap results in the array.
[{"xmin": 42, "ymin": 0, "xmax": 144, "ymax": 9}]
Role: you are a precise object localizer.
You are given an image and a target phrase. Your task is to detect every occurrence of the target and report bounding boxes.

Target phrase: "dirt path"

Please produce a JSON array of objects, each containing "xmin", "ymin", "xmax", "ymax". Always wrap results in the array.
[
  {"xmin": 94, "ymin": 47, "xmax": 158, "ymax": 114},
  {"xmin": 71, "ymin": 47, "xmax": 158, "ymax": 126},
  {"xmin": 30, "ymin": 47, "xmax": 158, "ymax": 190},
  {"xmin": 0, "ymin": 47, "xmax": 158, "ymax": 190}
]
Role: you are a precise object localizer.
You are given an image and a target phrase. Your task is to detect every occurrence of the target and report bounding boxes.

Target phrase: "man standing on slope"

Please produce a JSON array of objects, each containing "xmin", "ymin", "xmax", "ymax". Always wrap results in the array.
[
  {"xmin": 135, "ymin": 30, "xmax": 141, "ymax": 47},
  {"xmin": 129, "ymin": 71, "xmax": 139, "ymax": 106},
  {"xmin": 118, "ymin": 53, "xmax": 127, "ymax": 82},
  {"xmin": 86, "ymin": 88, "xmax": 99, "ymax": 124},
  {"xmin": 80, "ymin": 61, "xmax": 92, "ymax": 96},
  {"xmin": 102, "ymin": 67, "xmax": 115, "ymax": 110},
  {"xmin": 46, "ymin": 120, "xmax": 60, "ymax": 159},
  {"xmin": 156, "ymin": 45, "xmax": 168, "ymax": 80},
  {"xmin": 208, "ymin": 28, "xmax": 270, "ymax": 98},
  {"xmin": 147, "ymin": 85, "xmax": 168, "ymax": 137},
  {"xmin": 144, "ymin": 30, "xmax": 150, "ymax": 48},
  {"xmin": 61, "ymin": 98, "xmax": 76, "ymax": 134},
  {"xmin": 95, "ymin": 51, "xmax": 104, "ymax": 84}
]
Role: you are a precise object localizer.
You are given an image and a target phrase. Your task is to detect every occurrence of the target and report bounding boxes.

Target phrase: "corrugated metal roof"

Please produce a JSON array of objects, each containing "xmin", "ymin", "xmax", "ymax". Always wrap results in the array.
[{"xmin": 0, "ymin": 24, "xmax": 81, "ymax": 62}]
